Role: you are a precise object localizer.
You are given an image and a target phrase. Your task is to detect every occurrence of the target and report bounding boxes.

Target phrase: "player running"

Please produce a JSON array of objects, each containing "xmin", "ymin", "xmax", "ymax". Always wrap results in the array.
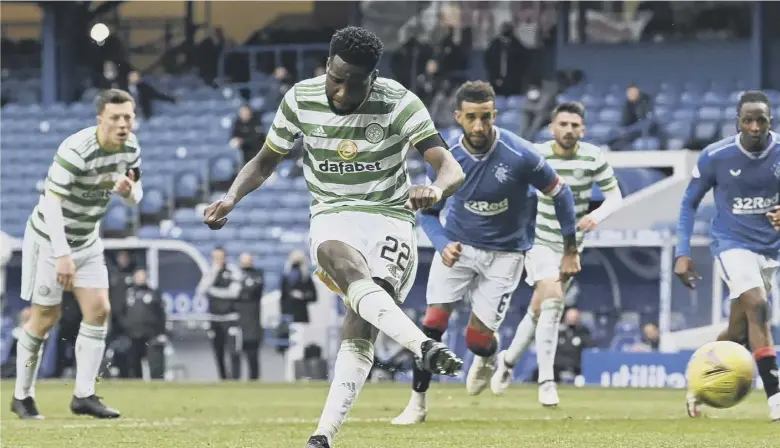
[
  {"xmin": 491, "ymin": 102, "xmax": 623, "ymax": 406},
  {"xmin": 12, "ymin": 89, "xmax": 142, "ymax": 420},
  {"xmin": 391, "ymin": 82, "xmax": 581, "ymax": 425},
  {"xmin": 202, "ymin": 27, "xmax": 465, "ymax": 448},
  {"xmin": 675, "ymin": 90, "xmax": 780, "ymax": 421}
]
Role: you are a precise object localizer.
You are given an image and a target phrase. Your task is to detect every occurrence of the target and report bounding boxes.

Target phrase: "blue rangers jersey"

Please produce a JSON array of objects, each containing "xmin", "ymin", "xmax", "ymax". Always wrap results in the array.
[
  {"xmin": 676, "ymin": 131, "xmax": 780, "ymax": 258},
  {"xmin": 420, "ymin": 126, "xmax": 576, "ymax": 253}
]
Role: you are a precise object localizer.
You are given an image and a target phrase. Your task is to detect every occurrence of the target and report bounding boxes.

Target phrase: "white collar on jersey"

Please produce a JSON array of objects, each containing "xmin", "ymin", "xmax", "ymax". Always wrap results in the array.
[
  {"xmin": 734, "ymin": 130, "xmax": 777, "ymax": 160},
  {"xmin": 459, "ymin": 127, "xmax": 501, "ymax": 162}
]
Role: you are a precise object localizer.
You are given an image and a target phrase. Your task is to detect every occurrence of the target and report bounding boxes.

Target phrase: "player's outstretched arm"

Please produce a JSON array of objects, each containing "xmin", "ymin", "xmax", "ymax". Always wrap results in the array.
[
  {"xmin": 675, "ymin": 154, "xmax": 716, "ymax": 259},
  {"xmin": 421, "ymin": 143, "xmax": 465, "ymax": 200},
  {"xmin": 674, "ymin": 153, "xmax": 715, "ymax": 288},
  {"xmin": 224, "ymin": 145, "xmax": 284, "ymax": 205}
]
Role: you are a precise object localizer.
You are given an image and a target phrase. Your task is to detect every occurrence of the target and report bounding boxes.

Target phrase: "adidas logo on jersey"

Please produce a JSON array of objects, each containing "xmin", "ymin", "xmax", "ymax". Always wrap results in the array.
[
  {"xmin": 318, "ymin": 160, "xmax": 381, "ymax": 175},
  {"xmin": 311, "ymin": 126, "xmax": 327, "ymax": 137}
]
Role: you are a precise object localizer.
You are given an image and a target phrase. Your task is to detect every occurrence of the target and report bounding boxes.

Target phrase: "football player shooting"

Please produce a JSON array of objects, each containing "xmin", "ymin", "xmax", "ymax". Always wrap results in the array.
[
  {"xmin": 202, "ymin": 26, "xmax": 465, "ymax": 448},
  {"xmin": 675, "ymin": 90, "xmax": 780, "ymax": 421}
]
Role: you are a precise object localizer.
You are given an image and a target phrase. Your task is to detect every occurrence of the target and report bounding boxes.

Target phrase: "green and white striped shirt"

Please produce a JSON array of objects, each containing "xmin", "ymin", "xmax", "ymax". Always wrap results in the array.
[
  {"xmin": 265, "ymin": 76, "xmax": 439, "ymax": 223},
  {"xmin": 533, "ymin": 140, "xmax": 618, "ymax": 252},
  {"xmin": 28, "ymin": 126, "xmax": 142, "ymax": 249}
]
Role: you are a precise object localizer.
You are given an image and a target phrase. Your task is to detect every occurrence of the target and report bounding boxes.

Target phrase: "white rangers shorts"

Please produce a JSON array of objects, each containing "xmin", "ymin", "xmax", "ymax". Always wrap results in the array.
[
  {"xmin": 715, "ymin": 248, "xmax": 779, "ymax": 300},
  {"xmin": 524, "ymin": 244, "xmax": 562, "ymax": 286},
  {"xmin": 309, "ymin": 211, "xmax": 418, "ymax": 305},
  {"xmin": 426, "ymin": 244, "xmax": 525, "ymax": 332},
  {"xmin": 21, "ymin": 224, "xmax": 109, "ymax": 306}
]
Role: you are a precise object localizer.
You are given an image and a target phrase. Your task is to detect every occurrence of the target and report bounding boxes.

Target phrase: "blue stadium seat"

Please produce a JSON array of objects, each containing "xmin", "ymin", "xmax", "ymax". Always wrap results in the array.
[
  {"xmin": 138, "ymin": 225, "xmax": 161, "ymax": 239},
  {"xmin": 103, "ymin": 205, "xmax": 130, "ymax": 232},
  {"xmin": 632, "ymin": 137, "xmax": 661, "ymax": 151},
  {"xmin": 697, "ymin": 106, "xmax": 722, "ymax": 121},
  {"xmin": 665, "ymin": 121, "xmax": 693, "ymax": 140},
  {"xmin": 174, "ymin": 172, "xmax": 202, "ymax": 203},
  {"xmin": 694, "ymin": 121, "xmax": 718, "ymax": 142},
  {"xmin": 139, "ymin": 188, "xmax": 166, "ymax": 216},
  {"xmin": 597, "ymin": 108, "xmax": 621, "ymax": 124},
  {"xmin": 666, "ymin": 137, "xmax": 686, "ymax": 150},
  {"xmin": 209, "ymin": 154, "xmax": 237, "ymax": 183}
]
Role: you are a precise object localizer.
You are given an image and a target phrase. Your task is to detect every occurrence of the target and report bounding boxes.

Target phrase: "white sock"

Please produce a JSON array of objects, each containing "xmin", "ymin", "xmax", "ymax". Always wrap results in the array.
[
  {"xmin": 74, "ymin": 322, "xmax": 108, "ymax": 398},
  {"xmin": 347, "ymin": 280, "xmax": 428, "ymax": 358},
  {"xmin": 314, "ymin": 339, "xmax": 374, "ymax": 444},
  {"xmin": 14, "ymin": 330, "xmax": 45, "ymax": 400},
  {"xmin": 504, "ymin": 311, "xmax": 538, "ymax": 366},
  {"xmin": 535, "ymin": 299, "xmax": 564, "ymax": 383},
  {"xmin": 409, "ymin": 390, "xmax": 426, "ymax": 410}
]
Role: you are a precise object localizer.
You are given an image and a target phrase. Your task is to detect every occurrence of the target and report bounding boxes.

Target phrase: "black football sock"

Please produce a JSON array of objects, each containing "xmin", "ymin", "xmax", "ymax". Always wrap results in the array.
[{"xmin": 412, "ymin": 327, "xmax": 443, "ymax": 393}]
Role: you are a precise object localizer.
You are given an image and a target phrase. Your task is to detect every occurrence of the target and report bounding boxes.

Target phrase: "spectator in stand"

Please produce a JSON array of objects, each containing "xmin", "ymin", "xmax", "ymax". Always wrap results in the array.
[
  {"xmin": 194, "ymin": 28, "xmax": 225, "ymax": 87},
  {"xmin": 391, "ymin": 32, "xmax": 433, "ymax": 90},
  {"xmin": 97, "ymin": 60, "xmax": 124, "ymax": 90},
  {"xmin": 414, "ymin": 59, "xmax": 450, "ymax": 106},
  {"xmin": 610, "ymin": 83, "xmax": 662, "ymax": 150},
  {"xmin": 279, "ymin": 250, "xmax": 317, "ymax": 325},
  {"xmin": 230, "ymin": 104, "xmax": 266, "ymax": 164},
  {"xmin": 236, "ymin": 252, "xmax": 264, "ymax": 380},
  {"xmin": 485, "ymin": 22, "xmax": 532, "ymax": 96},
  {"xmin": 126, "ymin": 71, "xmax": 179, "ymax": 119},
  {"xmin": 630, "ymin": 323, "xmax": 660, "ymax": 352},
  {"xmin": 264, "ymin": 66, "xmax": 294, "ymax": 108}
]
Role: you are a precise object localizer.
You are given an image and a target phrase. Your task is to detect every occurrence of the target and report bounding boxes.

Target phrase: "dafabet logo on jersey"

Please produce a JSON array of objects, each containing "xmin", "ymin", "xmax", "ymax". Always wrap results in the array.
[{"xmin": 318, "ymin": 160, "xmax": 381, "ymax": 175}]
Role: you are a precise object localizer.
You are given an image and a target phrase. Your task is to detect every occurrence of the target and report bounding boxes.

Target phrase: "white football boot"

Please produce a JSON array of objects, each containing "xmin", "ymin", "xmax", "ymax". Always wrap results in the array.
[
  {"xmin": 769, "ymin": 392, "xmax": 780, "ymax": 422},
  {"xmin": 685, "ymin": 390, "xmax": 702, "ymax": 418},
  {"xmin": 391, "ymin": 392, "xmax": 427, "ymax": 425},
  {"xmin": 538, "ymin": 380, "xmax": 560, "ymax": 407},
  {"xmin": 466, "ymin": 353, "xmax": 497, "ymax": 395},
  {"xmin": 490, "ymin": 350, "xmax": 514, "ymax": 395}
]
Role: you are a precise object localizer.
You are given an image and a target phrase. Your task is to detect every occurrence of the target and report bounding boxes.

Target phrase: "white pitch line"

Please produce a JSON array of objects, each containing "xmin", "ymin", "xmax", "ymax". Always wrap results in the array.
[{"xmin": 2, "ymin": 414, "xmax": 703, "ymax": 430}]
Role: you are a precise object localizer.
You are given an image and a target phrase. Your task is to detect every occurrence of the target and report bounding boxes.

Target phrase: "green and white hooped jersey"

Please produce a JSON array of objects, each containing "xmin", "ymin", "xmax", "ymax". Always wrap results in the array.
[
  {"xmin": 264, "ymin": 76, "xmax": 439, "ymax": 223},
  {"xmin": 29, "ymin": 126, "xmax": 142, "ymax": 249},
  {"xmin": 532, "ymin": 140, "xmax": 618, "ymax": 252}
]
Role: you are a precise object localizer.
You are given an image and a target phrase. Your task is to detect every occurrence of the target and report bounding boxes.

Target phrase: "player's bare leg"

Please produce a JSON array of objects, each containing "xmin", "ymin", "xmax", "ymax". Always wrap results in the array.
[
  {"xmin": 739, "ymin": 287, "xmax": 780, "ymax": 421},
  {"xmin": 70, "ymin": 288, "xmax": 119, "ymax": 418},
  {"xmin": 392, "ymin": 303, "xmax": 454, "ymax": 425},
  {"xmin": 307, "ymin": 241, "xmax": 462, "ymax": 447},
  {"xmin": 11, "ymin": 304, "xmax": 60, "ymax": 419},
  {"xmin": 464, "ymin": 314, "xmax": 500, "ymax": 396},
  {"xmin": 494, "ymin": 278, "xmax": 564, "ymax": 407}
]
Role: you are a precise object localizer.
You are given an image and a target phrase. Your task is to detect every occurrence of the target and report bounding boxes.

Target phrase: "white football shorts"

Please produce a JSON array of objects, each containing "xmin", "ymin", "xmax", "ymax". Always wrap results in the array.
[
  {"xmin": 426, "ymin": 243, "xmax": 525, "ymax": 332},
  {"xmin": 309, "ymin": 211, "xmax": 418, "ymax": 306},
  {"xmin": 524, "ymin": 244, "xmax": 562, "ymax": 286},
  {"xmin": 21, "ymin": 223, "xmax": 109, "ymax": 307},
  {"xmin": 715, "ymin": 248, "xmax": 779, "ymax": 300}
]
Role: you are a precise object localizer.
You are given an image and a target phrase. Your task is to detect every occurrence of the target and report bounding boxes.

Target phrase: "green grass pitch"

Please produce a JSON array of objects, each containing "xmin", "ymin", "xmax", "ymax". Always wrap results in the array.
[{"xmin": 1, "ymin": 381, "xmax": 777, "ymax": 447}]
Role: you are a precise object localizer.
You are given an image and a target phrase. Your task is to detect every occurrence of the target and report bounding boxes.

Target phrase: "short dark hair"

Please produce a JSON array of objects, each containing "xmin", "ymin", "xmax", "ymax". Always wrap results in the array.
[
  {"xmin": 551, "ymin": 102, "xmax": 586, "ymax": 121},
  {"xmin": 454, "ymin": 81, "xmax": 496, "ymax": 109},
  {"xmin": 95, "ymin": 89, "xmax": 135, "ymax": 114},
  {"xmin": 738, "ymin": 90, "xmax": 771, "ymax": 115},
  {"xmin": 329, "ymin": 26, "xmax": 383, "ymax": 72}
]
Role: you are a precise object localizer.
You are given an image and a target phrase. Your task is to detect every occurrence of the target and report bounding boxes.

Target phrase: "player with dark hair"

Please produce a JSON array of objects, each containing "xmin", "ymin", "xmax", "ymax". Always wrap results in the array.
[
  {"xmin": 392, "ymin": 81, "xmax": 581, "ymax": 425},
  {"xmin": 202, "ymin": 26, "xmax": 465, "ymax": 447},
  {"xmin": 492, "ymin": 101, "xmax": 623, "ymax": 406},
  {"xmin": 675, "ymin": 90, "xmax": 780, "ymax": 421},
  {"xmin": 12, "ymin": 89, "xmax": 142, "ymax": 419}
]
